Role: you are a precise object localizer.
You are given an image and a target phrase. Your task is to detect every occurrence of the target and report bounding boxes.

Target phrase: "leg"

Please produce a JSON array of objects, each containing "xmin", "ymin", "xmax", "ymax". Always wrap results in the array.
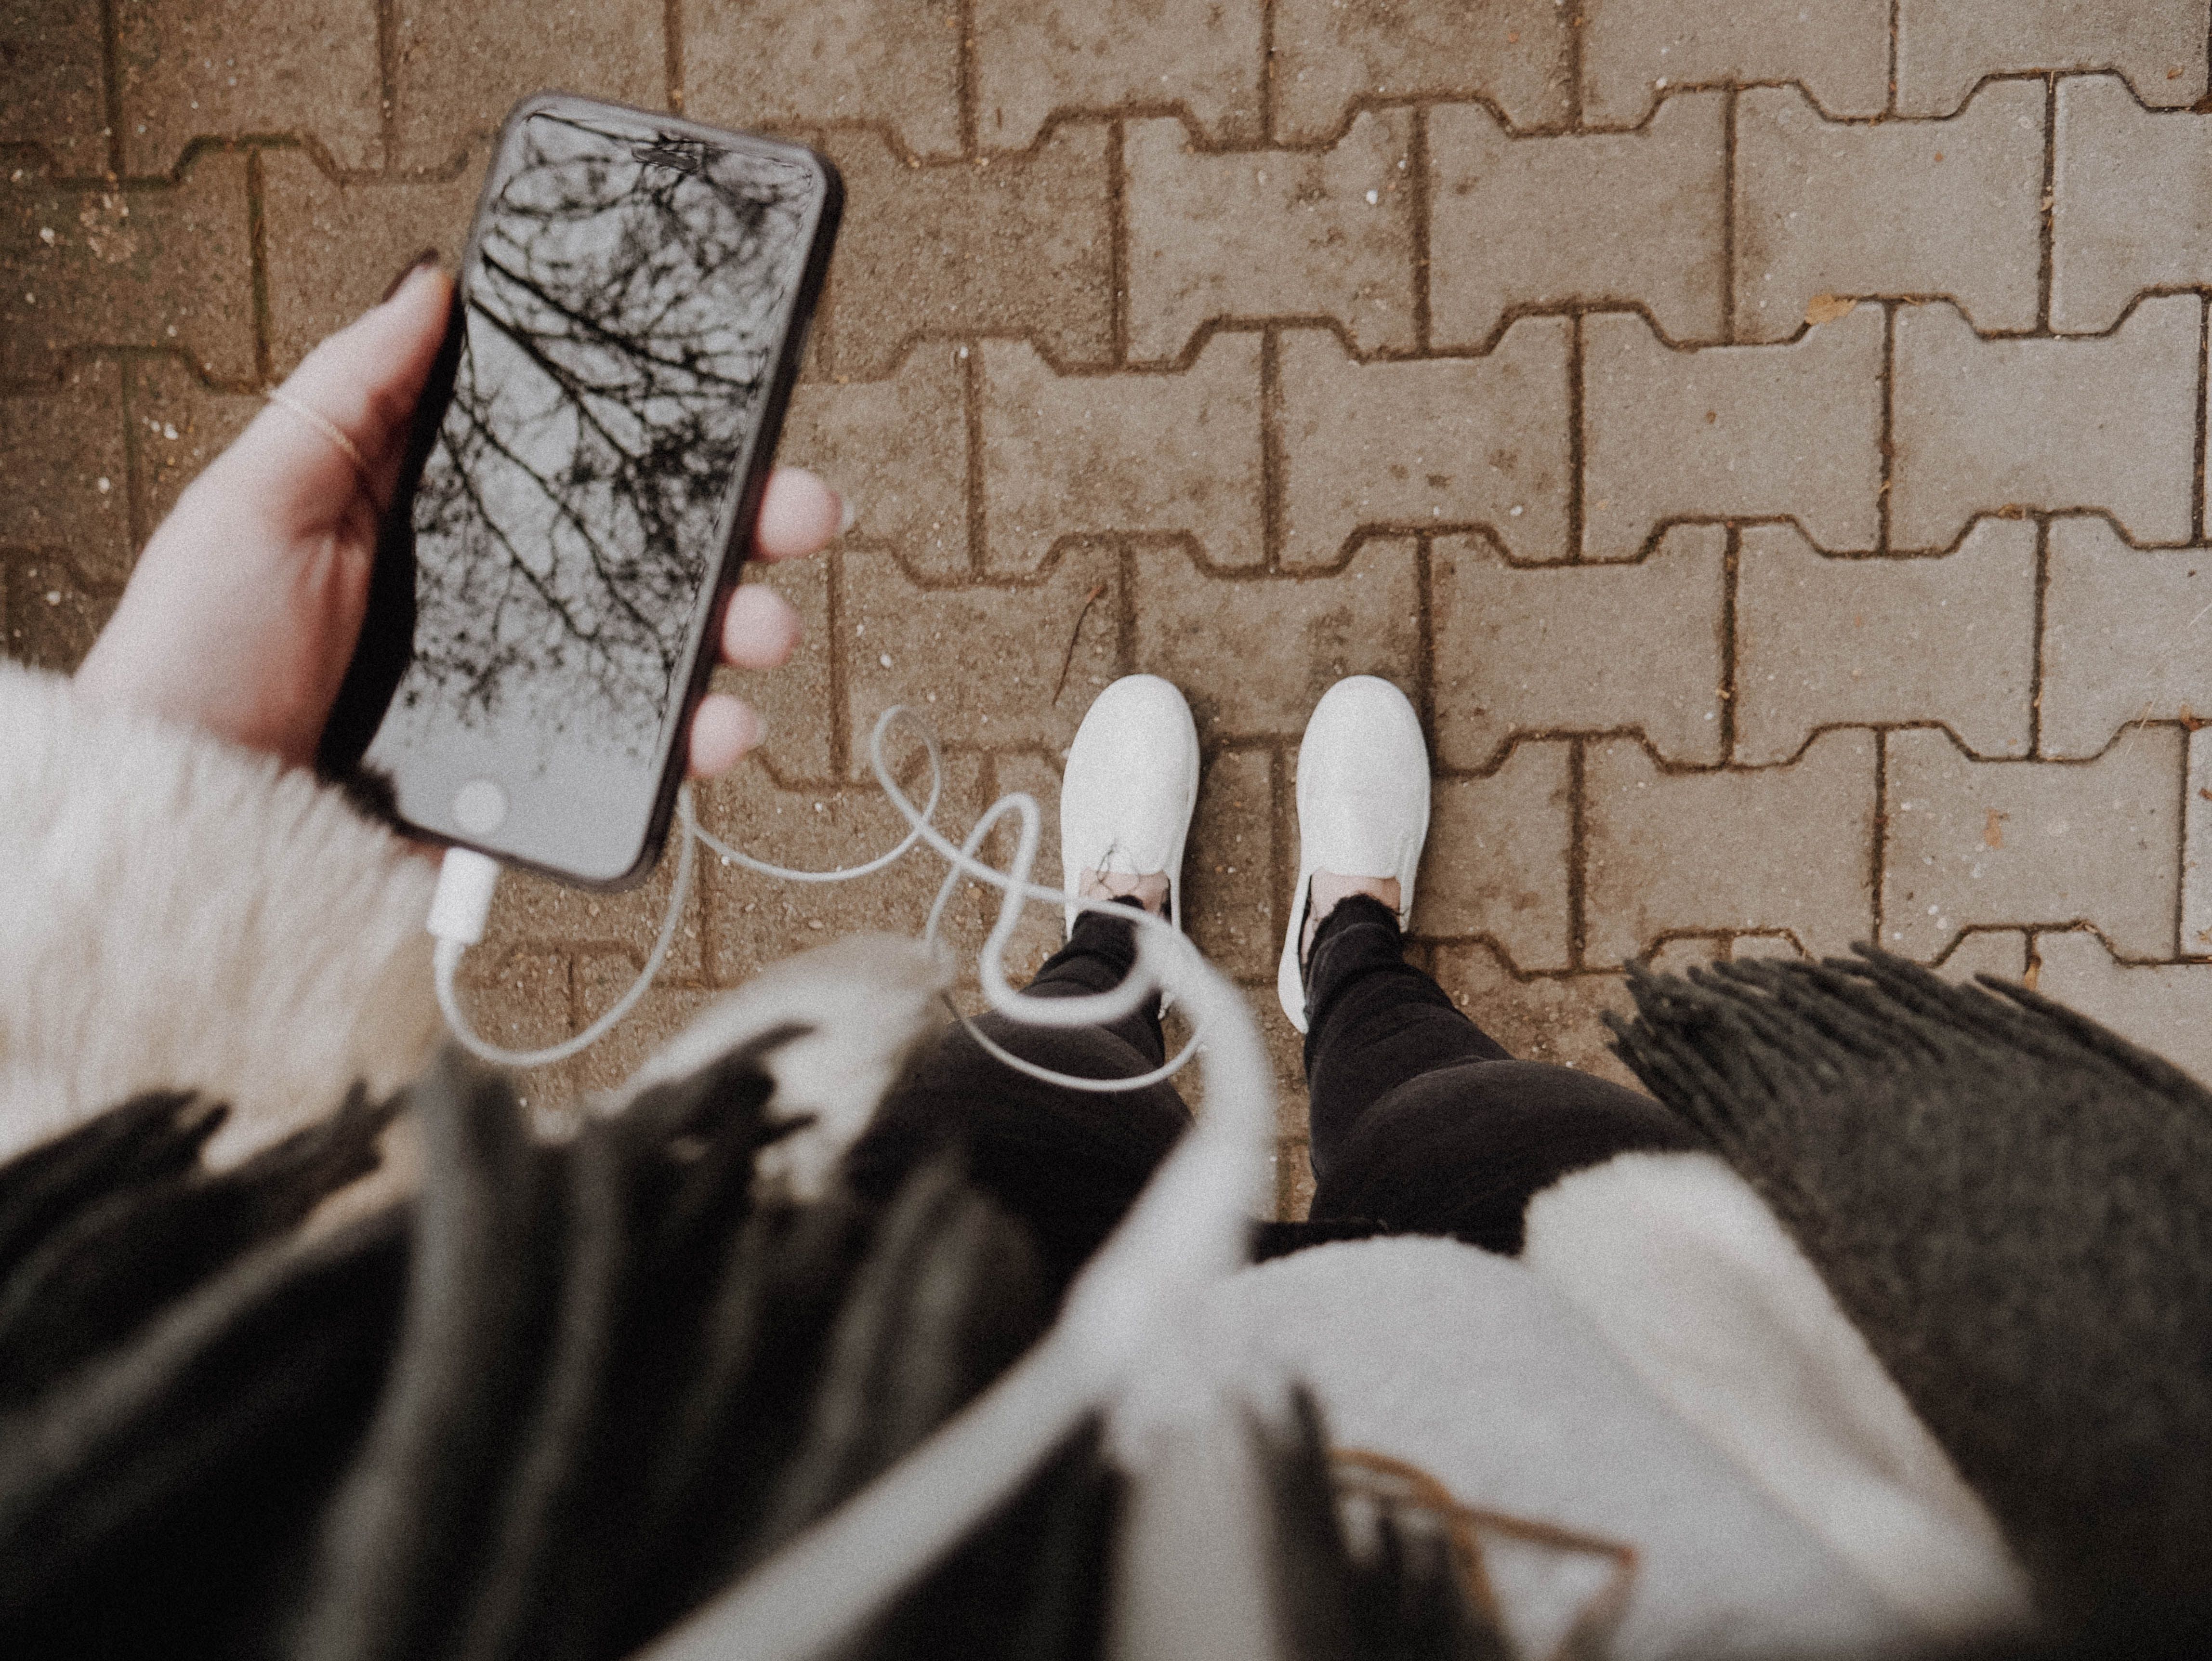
[
  {"xmin": 846, "ymin": 676, "xmax": 1204, "ymax": 1299},
  {"xmin": 1279, "ymin": 678, "xmax": 1698, "ymax": 1256}
]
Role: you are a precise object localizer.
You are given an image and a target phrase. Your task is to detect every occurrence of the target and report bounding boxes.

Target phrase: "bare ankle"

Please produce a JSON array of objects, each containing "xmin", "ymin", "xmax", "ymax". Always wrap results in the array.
[{"xmin": 1079, "ymin": 869, "xmax": 1169, "ymax": 916}]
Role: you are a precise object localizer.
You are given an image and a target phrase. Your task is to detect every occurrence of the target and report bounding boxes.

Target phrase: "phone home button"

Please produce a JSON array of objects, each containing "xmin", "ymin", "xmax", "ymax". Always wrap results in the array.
[{"xmin": 453, "ymin": 779, "xmax": 508, "ymax": 836}]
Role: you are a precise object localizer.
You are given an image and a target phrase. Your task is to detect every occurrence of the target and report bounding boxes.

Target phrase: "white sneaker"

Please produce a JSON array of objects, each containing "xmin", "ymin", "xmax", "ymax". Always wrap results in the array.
[
  {"xmin": 1059, "ymin": 674, "xmax": 1201, "ymax": 937},
  {"xmin": 1276, "ymin": 676, "xmax": 1431, "ymax": 1031}
]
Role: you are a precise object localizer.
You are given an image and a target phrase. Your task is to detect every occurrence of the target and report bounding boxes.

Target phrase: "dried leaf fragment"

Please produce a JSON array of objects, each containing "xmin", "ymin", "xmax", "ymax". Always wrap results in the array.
[{"xmin": 1804, "ymin": 293, "xmax": 1855, "ymax": 327}]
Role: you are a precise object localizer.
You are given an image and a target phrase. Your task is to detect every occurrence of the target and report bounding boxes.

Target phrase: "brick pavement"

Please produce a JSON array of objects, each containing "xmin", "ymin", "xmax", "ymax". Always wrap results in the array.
[{"xmin": 12, "ymin": 5, "xmax": 2212, "ymax": 1219}]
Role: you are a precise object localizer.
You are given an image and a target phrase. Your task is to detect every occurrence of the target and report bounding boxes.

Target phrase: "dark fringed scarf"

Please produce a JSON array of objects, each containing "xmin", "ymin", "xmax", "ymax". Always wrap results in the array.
[{"xmin": 1607, "ymin": 947, "xmax": 2212, "ymax": 1641}]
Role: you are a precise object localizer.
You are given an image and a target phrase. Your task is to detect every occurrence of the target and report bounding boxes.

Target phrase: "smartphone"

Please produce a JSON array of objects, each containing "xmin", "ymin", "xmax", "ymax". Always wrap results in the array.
[{"xmin": 317, "ymin": 93, "xmax": 841, "ymax": 887}]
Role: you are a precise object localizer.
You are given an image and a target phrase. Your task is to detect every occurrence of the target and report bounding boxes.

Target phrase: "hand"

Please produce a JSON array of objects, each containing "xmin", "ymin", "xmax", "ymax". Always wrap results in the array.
[{"xmin": 73, "ymin": 257, "xmax": 838, "ymax": 778}]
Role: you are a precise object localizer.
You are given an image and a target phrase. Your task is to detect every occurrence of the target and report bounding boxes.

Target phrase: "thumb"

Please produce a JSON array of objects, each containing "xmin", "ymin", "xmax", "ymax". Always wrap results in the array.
[{"xmin": 229, "ymin": 262, "xmax": 456, "ymax": 516}]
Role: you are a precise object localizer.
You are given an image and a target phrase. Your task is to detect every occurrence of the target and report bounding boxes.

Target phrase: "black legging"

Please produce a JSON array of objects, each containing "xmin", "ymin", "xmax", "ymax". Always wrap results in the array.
[{"xmin": 843, "ymin": 895, "xmax": 1698, "ymax": 1296}]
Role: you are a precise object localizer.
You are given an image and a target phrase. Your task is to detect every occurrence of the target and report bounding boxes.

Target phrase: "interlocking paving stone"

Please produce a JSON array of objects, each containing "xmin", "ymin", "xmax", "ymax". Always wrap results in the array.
[
  {"xmin": 1584, "ymin": 728, "xmax": 1879, "ymax": 966},
  {"xmin": 1935, "ymin": 930, "xmax": 2032, "ymax": 985},
  {"xmin": 1881, "ymin": 725, "xmax": 2182, "ymax": 962},
  {"xmin": 822, "ymin": 124, "xmax": 1114, "ymax": 381},
  {"xmin": 1581, "ymin": 0, "xmax": 1891, "ymax": 127},
  {"xmin": 0, "ymin": 0, "xmax": 106, "ymax": 158},
  {"xmin": 2032, "ymin": 930, "xmax": 2212, "ymax": 1085},
  {"xmin": 2184, "ymin": 728, "xmax": 2212, "ymax": 958},
  {"xmin": 125, "ymin": 356, "xmax": 260, "ymax": 552},
  {"xmin": 1430, "ymin": 91, "xmax": 1725, "ymax": 349},
  {"xmin": 975, "ymin": 0, "xmax": 1263, "ymax": 150},
  {"xmin": 0, "ymin": 361, "xmax": 129, "ymax": 580},
  {"xmin": 1279, "ymin": 318, "xmax": 1570, "ymax": 570},
  {"xmin": 842, "ymin": 542, "xmax": 1121, "ymax": 778},
  {"xmin": 684, "ymin": 0, "xmax": 962, "ymax": 159},
  {"xmin": 1124, "ymin": 110, "xmax": 1415, "ymax": 363},
  {"xmin": 1428, "ymin": 946, "xmax": 1641, "ymax": 1089},
  {"xmin": 1418, "ymin": 739, "xmax": 1574, "ymax": 973},
  {"xmin": 1182, "ymin": 746, "xmax": 1279, "ymax": 983},
  {"xmin": 780, "ymin": 344, "xmax": 970, "ymax": 579},
  {"xmin": 697, "ymin": 752, "xmax": 996, "ymax": 984},
  {"xmin": 2039, "ymin": 518, "xmax": 2212, "ymax": 761},
  {"xmin": 117, "ymin": 0, "xmax": 382, "ymax": 175},
  {"xmin": 1895, "ymin": 0, "xmax": 2207, "ymax": 119},
  {"xmin": 0, "ymin": 153, "xmax": 255, "ymax": 384},
  {"xmin": 388, "ymin": 0, "xmax": 666, "ymax": 172},
  {"xmin": 0, "ymin": 557, "xmax": 116, "ymax": 671},
  {"xmin": 1131, "ymin": 540, "xmax": 1422, "ymax": 744},
  {"xmin": 1734, "ymin": 518, "xmax": 2038, "ymax": 766},
  {"xmin": 980, "ymin": 751, "xmax": 1073, "ymax": 986},
  {"xmin": 1430, "ymin": 525, "xmax": 1726, "ymax": 771},
  {"xmin": 713, "ymin": 554, "xmax": 834, "ymax": 784},
  {"xmin": 980, "ymin": 335, "xmax": 1263, "ymax": 574},
  {"xmin": 1890, "ymin": 296, "xmax": 2200, "ymax": 552},
  {"xmin": 1271, "ymin": 0, "xmax": 1568, "ymax": 143},
  {"xmin": 1581, "ymin": 303, "xmax": 1883, "ymax": 562},
  {"xmin": 569, "ymin": 971, "xmax": 716, "ymax": 1098},
  {"xmin": 1733, "ymin": 81, "xmax": 2045, "ymax": 343},
  {"xmin": 481, "ymin": 844, "xmax": 709, "ymax": 984},
  {"xmin": 2053, "ymin": 75, "xmax": 2212, "ymax": 335},
  {"xmin": 258, "ymin": 146, "xmax": 483, "ymax": 376}
]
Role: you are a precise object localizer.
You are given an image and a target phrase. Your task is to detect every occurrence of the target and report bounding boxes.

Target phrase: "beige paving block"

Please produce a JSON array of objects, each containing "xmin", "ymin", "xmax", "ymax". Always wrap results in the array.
[
  {"xmin": 698, "ymin": 752, "xmax": 997, "ymax": 984},
  {"xmin": 0, "ymin": 0, "xmax": 106, "ymax": 157},
  {"xmin": 1891, "ymin": 297, "xmax": 2200, "ymax": 552},
  {"xmin": 1429, "ymin": 945, "xmax": 1641, "ymax": 1090},
  {"xmin": 1183, "ymin": 746, "xmax": 1279, "ymax": 983},
  {"xmin": 1276, "ymin": 1138, "xmax": 1317, "ymax": 1223},
  {"xmin": 841, "ymin": 543, "xmax": 1122, "ymax": 778},
  {"xmin": 1582, "ymin": 304, "xmax": 1883, "ymax": 562},
  {"xmin": 1648, "ymin": 936, "xmax": 1727, "ymax": 974},
  {"xmin": 479, "ymin": 840, "xmax": 708, "ymax": 984},
  {"xmin": 975, "ymin": 0, "xmax": 1263, "ymax": 150},
  {"xmin": 1585, "ymin": 729, "xmax": 1878, "ymax": 966},
  {"xmin": 1417, "ymin": 739, "xmax": 1574, "ymax": 973},
  {"xmin": 1131, "ymin": 540, "xmax": 1421, "ymax": 743},
  {"xmin": 445, "ymin": 945, "xmax": 577, "ymax": 1108},
  {"xmin": 1432, "ymin": 525, "xmax": 1726, "ymax": 772},
  {"xmin": 710, "ymin": 554, "xmax": 833, "ymax": 783},
  {"xmin": 2053, "ymin": 76, "xmax": 2212, "ymax": 335},
  {"xmin": 2183, "ymin": 728, "xmax": 2212, "ymax": 957},
  {"xmin": 1734, "ymin": 81, "xmax": 2045, "ymax": 344},
  {"xmin": 389, "ymin": 0, "xmax": 665, "ymax": 171},
  {"xmin": 2040, "ymin": 517, "xmax": 2212, "ymax": 761},
  {"xmin": 1896, "ymin": 0, "xmax": 2206, "ymax": 119},
  {"xmin": 0, "ymin": 362, "xmax": 129, "ymax": 581},
  {"xmin": 1279, "ymin": 319, "xmax": 1570, "ymax": 569},
  {"xmin": 1, "ymin": 557, "xmax": 117, "ymax": 671},
  {"xmin": 569, "ymin": 967, "xmax": 717, "ymax": 1099},
  {"xmin": 1430, "ymin": 91, "xmax": 1726, "ymax": 349},
  {"xmin": 258, "ymin": 146, "xmax": 482, "ymax": 375},
  {"xmin": 1582, "ymin": 0, "xmax": 1890, "ymax": 127},
  {"xmin": 980, "ymin": 335, "xmax": 1262, "ymax": 574},
  {"xmin": 0, "ymin": 153, "xmax": 254, "ymax": 383},
  {"xmin": 1735, "ymin": 519, "xmax": 2039, "ymax": 766},
  {"xmin": 824, "ymin": 123, "xmax": 1114, "ymax": 381},
  {"xmin": 116, "ymin": 0, "xmax": 381, "ymax": 175},
  {"xmin": 1881, "ymin": 725, "xmax": 2182, "ymax": 962},
  {"xmin": 2032, "ymin": 930, "xmax": 2212, "ymax": 1086},
  {"xmin": 1727, "ymin": 933, "xmax": 1807, "ymax": 962},
  {"xmin": 1124, "ymin": 111, "xmax": 1416, "ymax": 362},
  {"xmin": 685, "ymin": 0, "xmax": 961, "ymax": 159},
  {"xmin": 780, "ymin": 344, "xmax": 969, "ymax": 579},
  {"xmin": 1271, "ymin": 0, "xmax": 1568, "ymax": 143},
  {"xmin": 125, "ymin": 356, "xmax": 259, "ymax": 552},
  {"xmin": 1933, "ymin": 929, "xmax": 2031, "ymax": 986}
]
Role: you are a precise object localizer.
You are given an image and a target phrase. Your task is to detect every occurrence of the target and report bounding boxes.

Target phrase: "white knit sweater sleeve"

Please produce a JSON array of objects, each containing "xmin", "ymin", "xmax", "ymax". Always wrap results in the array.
[{"xmin": 0, "ymin": 661, "xmax": 441, "ymax": 1167}]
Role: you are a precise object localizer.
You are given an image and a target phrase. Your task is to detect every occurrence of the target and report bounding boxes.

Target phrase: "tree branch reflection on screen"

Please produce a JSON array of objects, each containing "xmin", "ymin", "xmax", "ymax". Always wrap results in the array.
[{"xmin": 399, "ymin": 111, "xmax": 815, "ymax": 760}]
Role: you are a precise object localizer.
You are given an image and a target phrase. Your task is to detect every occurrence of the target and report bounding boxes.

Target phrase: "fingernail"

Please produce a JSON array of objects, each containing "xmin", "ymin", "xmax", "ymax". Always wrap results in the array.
[
  {"xmin": 837, "ymin": 494, "xmax": 857, "ymax": 537},
  {"xmin": 380, "ymin": 248, "xmax": 440, "ymax": 303}
]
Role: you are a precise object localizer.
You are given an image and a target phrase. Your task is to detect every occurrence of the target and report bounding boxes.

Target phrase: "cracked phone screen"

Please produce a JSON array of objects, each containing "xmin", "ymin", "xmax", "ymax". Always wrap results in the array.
[{"xmin": 360, "ymin": 106, "xmax": 826, "ymax": 883}]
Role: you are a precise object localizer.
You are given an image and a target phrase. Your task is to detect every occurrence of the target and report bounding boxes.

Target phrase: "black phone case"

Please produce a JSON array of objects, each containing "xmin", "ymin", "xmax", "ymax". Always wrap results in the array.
[{"xmin": 316, "ymin": 92, "xmax": 843, "ymax": 890}]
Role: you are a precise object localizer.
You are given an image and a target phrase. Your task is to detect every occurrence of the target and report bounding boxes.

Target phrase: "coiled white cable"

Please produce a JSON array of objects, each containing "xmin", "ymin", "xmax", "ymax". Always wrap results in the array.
[{"xmin": 427, "ymin": 706, "xmax": 1206, "ymax": 1094}]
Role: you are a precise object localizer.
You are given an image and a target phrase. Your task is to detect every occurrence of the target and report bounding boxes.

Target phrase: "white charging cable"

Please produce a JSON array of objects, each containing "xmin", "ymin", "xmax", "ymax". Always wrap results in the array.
[{"xmin": 426, "ymin": 707, "xmax": 1206, "ymax": 1093}]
